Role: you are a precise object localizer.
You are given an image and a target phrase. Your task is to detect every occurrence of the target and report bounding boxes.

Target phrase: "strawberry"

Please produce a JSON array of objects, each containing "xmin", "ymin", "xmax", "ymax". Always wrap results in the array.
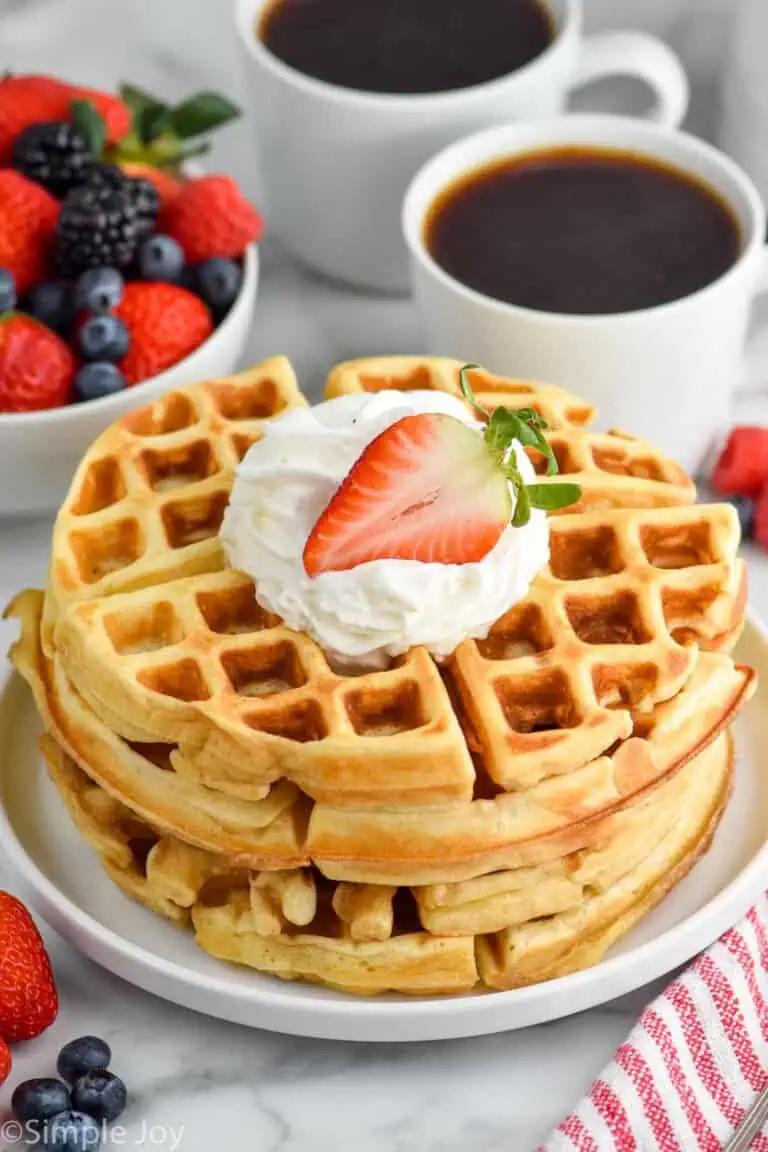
[
  {"xmin": 69, "ymin": 84, "xmax": 132, "ymax": 145},
  {"xmin": 0, "ymin": 74, "xmax": 130, "ymax": 164},
  {"xmin": 303, "ymin": 367, "xmax": 581, "ymax": 575},
  {"xmin": 0, "ymin": 169, "xmax": 60, "ymax": 294},
  {"xmin": 0, "ymin": 75, "xmax": 71, "ymax": 163},
  {"xmin": 115, "ymin": 282, "xmax": 213, "ymax": 385},
  {"xmin": 0, "ymin": 314, "xmax": 76, "ymax": 413},
  {"xmin": 0, "ymin": 1037, "xmax": 10, "ymax": 1086},
  {"xmin": 756, "ymin": 487, "xmax": 768, "ymax": 552},
  {"xmin": 713, "ymin": 427, "xmax": 768, "ymax": 500},
  {"xmin": 0, "ymin": 891, "xmax": 58, "ymax": 1042},
  {"xmin": 120, "ymin": 162, "xmax": 181, "ymax": 209},
  {"xmin": 159, "ymin": 175, "xmax": 263, "ymax": 263}
]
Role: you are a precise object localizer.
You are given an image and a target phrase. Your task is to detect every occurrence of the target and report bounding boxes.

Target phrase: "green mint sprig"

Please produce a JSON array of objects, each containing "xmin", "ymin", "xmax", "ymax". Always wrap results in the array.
[{"xmin": 459, "ymin": 363, "xmax": 581, "ymax": 527}]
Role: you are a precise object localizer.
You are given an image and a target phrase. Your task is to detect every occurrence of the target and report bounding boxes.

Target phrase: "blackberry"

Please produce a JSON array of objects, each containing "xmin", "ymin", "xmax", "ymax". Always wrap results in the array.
[
  {"xmin": 55, "ymin": 185, "xmax": 140, "ymax": 278},
  {"xmin": 12, "ymin": 121, "xmax": 93, "ymax": 198},
  {"xmin": 84, "ymin": 163, "xmax": 159, "ymax": 238}
]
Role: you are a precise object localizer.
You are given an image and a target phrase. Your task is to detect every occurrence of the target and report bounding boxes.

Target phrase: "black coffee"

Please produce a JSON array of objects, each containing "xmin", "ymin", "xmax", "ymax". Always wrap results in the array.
[
  {"xmin": 259, "ymin": 0, "xmax": 555, "ymax": 95},
  {"xmin": 424, "ymin": 147, "xmax": 741, "ymax": 315}
]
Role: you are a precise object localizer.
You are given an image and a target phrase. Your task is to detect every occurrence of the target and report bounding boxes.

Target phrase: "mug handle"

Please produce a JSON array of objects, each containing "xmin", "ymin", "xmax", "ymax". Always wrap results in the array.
[{"xmin": 568, "ymin": 32, "xmax": 689, "ymax": 129}]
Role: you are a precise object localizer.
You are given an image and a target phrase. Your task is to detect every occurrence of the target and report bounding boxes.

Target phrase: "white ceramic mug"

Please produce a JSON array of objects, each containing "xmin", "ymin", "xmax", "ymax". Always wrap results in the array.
[
  {"xmin": 403, "ymin": 115, "xmax": 768, "ymax": 474},
  {"xmin": 234, "ymin": 0, "xmax": 688, "ymax": 292}
]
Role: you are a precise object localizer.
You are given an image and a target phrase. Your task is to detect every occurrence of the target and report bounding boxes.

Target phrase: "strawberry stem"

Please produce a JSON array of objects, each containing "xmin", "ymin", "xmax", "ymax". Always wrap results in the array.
[{"xmin": 459, "ymin": 362, "xmax": 582, "ymax": 525}]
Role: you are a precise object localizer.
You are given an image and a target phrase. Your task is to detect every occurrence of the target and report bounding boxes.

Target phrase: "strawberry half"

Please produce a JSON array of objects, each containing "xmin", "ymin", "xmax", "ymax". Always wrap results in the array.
[{"xmin": 303, "ymin": 366, "xmax": 581, "ymax": 576}]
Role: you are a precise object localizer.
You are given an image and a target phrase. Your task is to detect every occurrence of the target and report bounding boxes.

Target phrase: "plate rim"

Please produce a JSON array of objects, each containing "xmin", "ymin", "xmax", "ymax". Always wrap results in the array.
[{"xmin": 0, "ymin": 613, "xmax": 766, "ymax": 1041}]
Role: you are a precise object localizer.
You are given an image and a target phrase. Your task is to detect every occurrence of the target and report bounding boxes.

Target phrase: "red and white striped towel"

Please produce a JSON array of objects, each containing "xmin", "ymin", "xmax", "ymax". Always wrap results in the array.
[{"xmin": 539, "ymin": 892, "xmax": 768, "ymax": 1152}]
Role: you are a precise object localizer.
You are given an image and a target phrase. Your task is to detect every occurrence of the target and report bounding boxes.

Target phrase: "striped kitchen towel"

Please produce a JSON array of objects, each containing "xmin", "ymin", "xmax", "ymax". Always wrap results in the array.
[{"xmin": 540, "ymin": 892, "xmax": 768, "ymax": 1151}]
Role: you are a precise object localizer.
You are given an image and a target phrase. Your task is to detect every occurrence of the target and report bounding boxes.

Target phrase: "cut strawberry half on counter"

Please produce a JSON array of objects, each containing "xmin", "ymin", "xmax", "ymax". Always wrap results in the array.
[{"xmin": 303, "ymin": 365, "xmax": 581, "ymax": 576}]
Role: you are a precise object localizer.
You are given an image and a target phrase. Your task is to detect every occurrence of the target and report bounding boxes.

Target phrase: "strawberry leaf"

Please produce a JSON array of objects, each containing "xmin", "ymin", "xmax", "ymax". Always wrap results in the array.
[
  {"xmin": 176, "ymin": 141, "xmax": 212, "ymax": 162},
  {"xmin": 119, "ymin": 84, "xmax": 168, "ymax": 144},
  {"xmin": 167, "ymin": 92, "xmax": 241, "ymax": 140},
  {"xmin": 526, "ymin": 482, "xmax": 583, "ymax": 511},
  {"xmin": 70, "ymin": 99, "xmax": 105, "ymax": 157}
]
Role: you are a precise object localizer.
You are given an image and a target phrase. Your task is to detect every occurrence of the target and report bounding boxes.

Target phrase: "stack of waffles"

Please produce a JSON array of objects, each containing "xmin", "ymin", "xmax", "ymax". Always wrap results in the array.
[{"xmin": 7, "ymin": 356, "xmax": 756, "ymax": 996}]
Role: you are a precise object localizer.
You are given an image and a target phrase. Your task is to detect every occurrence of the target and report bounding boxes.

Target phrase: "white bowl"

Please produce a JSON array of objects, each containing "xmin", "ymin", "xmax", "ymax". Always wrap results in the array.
[{"xmin": 0, "ymin": 244, "xmax": 259, "ymax": 518}]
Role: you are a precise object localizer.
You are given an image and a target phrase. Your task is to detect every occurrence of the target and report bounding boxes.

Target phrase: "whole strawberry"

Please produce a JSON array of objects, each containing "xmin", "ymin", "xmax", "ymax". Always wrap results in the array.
[
  {"xmin": 0, "ymin": 170, "xmax": 60, "ymax": 294},
  {"xmin": 116, "ymin": 282, "xmax": 213, "ymax": 385},
  {"xmin": 0, "ymin": 891, "xmax": 58, "ymax": 1042},
  {"xmin": 0, "ymin": 315, "xmax": 75, "ymax": 413},
  {"xmin": 160, "ymin": 175, "xmax": 263, "ymax": 263},
  {"xmin": 0, "ymin": 75, "xmax": 70, "ymax": 163},
  {"xmin": 0, "ymin": 1037, "xmax": 11, "ymax": 1087}
]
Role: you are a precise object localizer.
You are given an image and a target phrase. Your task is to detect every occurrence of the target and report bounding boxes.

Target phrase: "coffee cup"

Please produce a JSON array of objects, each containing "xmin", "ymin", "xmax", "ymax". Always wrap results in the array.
[
  {"xmin": 402, "ymin": 115, "xmax": 768, "ymax": 474},
  {"xmin": 234, "ymin": 0, "xmax": 688, "ymax": 293}
]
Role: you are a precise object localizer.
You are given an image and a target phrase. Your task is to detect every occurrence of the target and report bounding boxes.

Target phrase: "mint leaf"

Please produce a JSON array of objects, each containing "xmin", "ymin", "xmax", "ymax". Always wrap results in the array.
[
  {"xmin": 484, "ymin": 408, "xmax": 521, "ymax": 455},
  {"xmin": 70, "ymin": 99, "xmax": 105, "ymax": 157},
  {"xmin": 526, "ymin": 482, "xmax": 582, "ymax": 511},
  {"xmin": 514, "ymin": 406, "xmax": 548, "ymax": 431},
  {"xmin": 502, "ymin": 414, "xmax": 556, "ymax": 475},
  {"xmin": 458, "ymin": 363, "xmax": 489, "ymax": 417},
  {"xmin": 167, "ymin": 92, "xmax": 241, "ymax": 140},
  {"xmin": 512, "ymin": 483, "xmax": 531, "ymax": 527}
]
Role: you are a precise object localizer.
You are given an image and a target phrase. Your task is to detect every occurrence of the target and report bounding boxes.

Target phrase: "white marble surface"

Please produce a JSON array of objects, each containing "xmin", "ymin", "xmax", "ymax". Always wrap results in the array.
[{"xmin": 0, "ymin": 0, "xmax": 767, "ymax": 1148}]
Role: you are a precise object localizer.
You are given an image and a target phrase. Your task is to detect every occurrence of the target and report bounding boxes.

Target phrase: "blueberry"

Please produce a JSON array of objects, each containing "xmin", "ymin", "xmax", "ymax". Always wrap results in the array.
[
  {"xmin": 75, "ymin": 363, "xmax": 126, "ymax": 402},
  {"xmin": 26, "ymin": 282, "xmax": 74, "ymax": 334},
  {"xmin": 12, "ymin": 1079, "xmax": 71, "ymax": 1125},
  {"xmin": 71, "ymin": 1071, "xmax": 126, "ymax": 1124},
  {"xmin": 57, "ymin": 1036, "xmax": 112, "ymax": 1084},
  {"xmin": 78, "ymin": 315, "xmax": 130, "ymax": 363},
  {"xmin": 42, "ymin": 1111, "xmax": 101, "ymax": 1152},
  {"xmin": 0, "ymin": 266, "xmax": 16, "ymax": 312},
  {"xmin": 73, "ymin": 268, "xmax": 124, "ymax": 313},
  {"xmin": 723, "ymin": 494, "xmax": 755, "ymax": 539},
  {"xmin": 195, "ymin": 257, "xmax": 242, "ymax": 315},
  {"xmin": 138, "ymin": 234, "xmax": 184, "ymax": 283}
]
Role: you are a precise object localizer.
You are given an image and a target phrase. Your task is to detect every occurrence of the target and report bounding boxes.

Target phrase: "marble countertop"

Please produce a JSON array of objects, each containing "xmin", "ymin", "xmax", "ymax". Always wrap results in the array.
[{"xmin": 1, "ymin": 0, "xmax": 767, "ymax": 1148}]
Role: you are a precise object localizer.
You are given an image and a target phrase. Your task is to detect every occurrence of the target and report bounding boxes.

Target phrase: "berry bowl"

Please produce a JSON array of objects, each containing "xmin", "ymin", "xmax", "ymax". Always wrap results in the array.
[{"xmin": 0, "ymin": 242, "xmax": 258, "ymax": 517}]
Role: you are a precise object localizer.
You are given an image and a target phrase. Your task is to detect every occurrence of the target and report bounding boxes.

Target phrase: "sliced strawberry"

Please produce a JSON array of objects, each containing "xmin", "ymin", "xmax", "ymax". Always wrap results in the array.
[
  {"xmin": 303, "ymin": 413, "xmax": 512, "ymax": 575},
  {"xmin": 713, "ymin": 427, "xmax": 768, "ymax": 499}
]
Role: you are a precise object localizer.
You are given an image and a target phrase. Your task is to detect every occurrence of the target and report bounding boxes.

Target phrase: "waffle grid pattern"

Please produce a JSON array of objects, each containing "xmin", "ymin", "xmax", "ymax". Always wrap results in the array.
[{"xmin": 7, "ymin": 355, "xmax": 755, "ymax": 996}]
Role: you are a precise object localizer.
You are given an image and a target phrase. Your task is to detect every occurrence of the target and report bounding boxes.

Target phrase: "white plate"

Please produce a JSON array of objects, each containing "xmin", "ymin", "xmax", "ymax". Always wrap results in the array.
[{"xmin": 1, "ymin": 619, "xmax": 767, "ymax": 1043}]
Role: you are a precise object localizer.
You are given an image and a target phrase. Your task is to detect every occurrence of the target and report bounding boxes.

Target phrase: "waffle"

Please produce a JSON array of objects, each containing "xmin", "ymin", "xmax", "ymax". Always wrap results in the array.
[
  {"xmin": 46, "ymin": 499, "xmax": 746, "ymax": 812},
  {"xmin": 40, "ymin": 727, "xmax": 733, "ymax": 995},
  {"xmin": 42, "ymin": 358, "xmax": 306, "ymax": 650},
  {"xmin": 5, "ymin": 355, "xmax": 756, "ymax": 997},
  {"xmin": 328, "ymin": 358, "xmax": 696, "ymax": 513},
  {"xmin": 8, "ymin": 588, "xmax": 753, "ymax": 884}
]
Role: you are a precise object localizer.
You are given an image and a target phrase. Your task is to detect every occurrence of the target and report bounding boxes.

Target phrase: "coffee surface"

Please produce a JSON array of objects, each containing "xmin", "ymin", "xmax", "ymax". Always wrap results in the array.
[
  {"xmin": 424, "ymin": 148, "xmax": 741, "ymax": 315},
  {"xmin": 259, "ymin": 0, "xmax": 554, "ymax": 94}
]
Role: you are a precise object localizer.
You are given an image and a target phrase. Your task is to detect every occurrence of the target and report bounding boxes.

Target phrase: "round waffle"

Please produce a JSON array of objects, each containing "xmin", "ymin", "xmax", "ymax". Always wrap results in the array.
[
  {"xmin": 5, "ymin": 356, "xmax": 757, "ymax": 997},
  {"xmin": 40, "ymin": 728, "xmax": 734, "ymax": 995}
]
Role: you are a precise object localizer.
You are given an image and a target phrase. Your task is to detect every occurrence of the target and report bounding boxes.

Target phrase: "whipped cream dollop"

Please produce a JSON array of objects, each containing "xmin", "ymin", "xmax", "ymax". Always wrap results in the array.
[{"xmin": 219, "ymin": 390, "xmax": 550, "ymax": 666}]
